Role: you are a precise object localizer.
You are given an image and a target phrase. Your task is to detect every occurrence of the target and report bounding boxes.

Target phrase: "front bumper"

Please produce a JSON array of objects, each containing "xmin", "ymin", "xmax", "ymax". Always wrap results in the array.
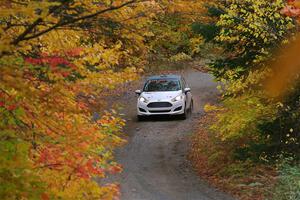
[{"xmin": 137, "ymin": 100, "xmax": 185, "ymax": 116}]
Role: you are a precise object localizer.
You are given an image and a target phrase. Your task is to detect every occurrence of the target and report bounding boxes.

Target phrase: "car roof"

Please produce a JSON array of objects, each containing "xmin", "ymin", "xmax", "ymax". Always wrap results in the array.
[{"xmin": 146, "ymin": 74, "xmax": 182, "ymax": 80}]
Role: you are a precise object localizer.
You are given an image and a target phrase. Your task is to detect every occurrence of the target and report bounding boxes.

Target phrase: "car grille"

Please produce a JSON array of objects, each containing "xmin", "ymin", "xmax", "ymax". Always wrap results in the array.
[
  {"xmin": 147, "ymin": 102, "xmax": 172, "ymax": 108},
  {"xmin": 149, "ymin": 110, "xmax": 171, "ymax": 113}
]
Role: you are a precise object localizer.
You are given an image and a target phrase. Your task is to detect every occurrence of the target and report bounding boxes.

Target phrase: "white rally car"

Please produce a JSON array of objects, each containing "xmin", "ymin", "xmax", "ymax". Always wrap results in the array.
[{"xmin": 135, "ymin": 75, "xmax": 193, "ymax": 120}]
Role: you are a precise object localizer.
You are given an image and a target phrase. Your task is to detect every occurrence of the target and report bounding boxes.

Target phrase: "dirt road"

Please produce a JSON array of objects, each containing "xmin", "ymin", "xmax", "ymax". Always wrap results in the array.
[{"xmin": 99, "ymin": 69, "xmax": 234, "ymax": 200}]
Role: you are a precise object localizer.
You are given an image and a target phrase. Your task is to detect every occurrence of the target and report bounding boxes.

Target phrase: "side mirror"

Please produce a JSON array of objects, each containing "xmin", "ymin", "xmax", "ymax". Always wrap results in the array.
[
  {"xmin": 135, "ymin": 90, "xmax": 142, "ymax": 95},
  {"xmin": 184, "ymin": 87, "xmax": 191, "ymax": 93}
]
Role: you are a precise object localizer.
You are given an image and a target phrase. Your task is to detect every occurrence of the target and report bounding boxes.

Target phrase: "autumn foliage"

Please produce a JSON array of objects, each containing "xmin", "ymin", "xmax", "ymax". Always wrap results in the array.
[
  {"xmin": 0, "ymin": 0, "xmax": 212, "ymax": 199},
  {"xmin": 0, "ymin": 0, "xmax": 149, "ymax": 199},
  {"xmin": 191, "ymin": 0, "xmax": 300, "ymax": 199}
]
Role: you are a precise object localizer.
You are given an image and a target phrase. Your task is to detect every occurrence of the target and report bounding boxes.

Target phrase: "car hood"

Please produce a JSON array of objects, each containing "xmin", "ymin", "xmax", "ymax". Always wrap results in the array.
[{"xmin": 141, "ymin": 91, "xmax": 182, "ymax": 101}]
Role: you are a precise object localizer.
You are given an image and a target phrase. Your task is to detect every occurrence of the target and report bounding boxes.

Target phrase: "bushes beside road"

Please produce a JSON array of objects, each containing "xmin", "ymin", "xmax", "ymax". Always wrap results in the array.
[{"xmin": 191, "ymin": 0, "xmax": 300, "ymax": 199}]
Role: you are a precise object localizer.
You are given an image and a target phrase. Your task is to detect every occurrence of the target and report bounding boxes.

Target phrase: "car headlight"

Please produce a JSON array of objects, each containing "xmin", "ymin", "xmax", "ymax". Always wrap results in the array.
[
  {"xmin": 172, "ymin": 95, "xmax": 183, "ymax": 102},
  {"xmin": 139, "ymin": 96, "xmax": 149, "ymax": 103}
]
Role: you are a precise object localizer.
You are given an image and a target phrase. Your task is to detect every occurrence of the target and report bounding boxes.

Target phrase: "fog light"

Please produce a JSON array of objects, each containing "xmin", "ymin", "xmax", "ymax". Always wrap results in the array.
[
  {"xmin": 139, "ymin": 108, "xmax": 147, "ymax": 112},
  {"xmin": 174, "ymin": 106, "xmax": 182, "ymax": 111}
]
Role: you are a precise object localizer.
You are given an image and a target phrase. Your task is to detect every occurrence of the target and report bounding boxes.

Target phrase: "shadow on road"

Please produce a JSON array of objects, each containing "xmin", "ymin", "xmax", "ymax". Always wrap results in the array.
[{"xmin": 137, "ymin": 115, "xmax": 186, "ymax": 122}]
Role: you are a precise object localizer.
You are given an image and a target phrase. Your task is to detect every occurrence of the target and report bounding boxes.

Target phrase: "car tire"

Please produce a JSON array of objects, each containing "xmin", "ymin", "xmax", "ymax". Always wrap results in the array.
[
  {"xmin": 137, "ymin": 115, "xmax": 145, "ymax": 121},
  {"xmin": 180, "ymin": 100, "xmax": 193, "ymax": 120},
  {"xmin": 180, "ymin": 103, "xmax": 187, "ymax": 120}
]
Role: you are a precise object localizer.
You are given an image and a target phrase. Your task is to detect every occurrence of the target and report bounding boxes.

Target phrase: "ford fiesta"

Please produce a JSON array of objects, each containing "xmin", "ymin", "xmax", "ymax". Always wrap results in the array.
[{"xmin": 135, "ymin": 75, "xmax": 193, "ymax": 120}]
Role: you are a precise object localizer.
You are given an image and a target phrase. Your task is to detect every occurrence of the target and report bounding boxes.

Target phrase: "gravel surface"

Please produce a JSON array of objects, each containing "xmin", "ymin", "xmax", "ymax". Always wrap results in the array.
[{"xmin": 98, "ymin": 69, "xmax": 235, "ymax": 200}]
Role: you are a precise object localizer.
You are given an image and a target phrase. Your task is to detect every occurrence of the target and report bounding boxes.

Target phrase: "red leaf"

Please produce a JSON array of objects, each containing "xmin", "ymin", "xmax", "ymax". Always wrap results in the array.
[
  {"xmin": 61, "ymin": 71, "xmax": 70, "ymax": 78},
  {"xmin": 65, "ymin": 47, "xmax": 83, "ymax": 57},
  {"xmin": 7, "ymin": 104, "xmax": 17, "ymax": 111},
  {"xmin": 41, "ymin": 193, "xmax": 50, "ymax": 200},
  {"xmin": 281, "ymin": 5, "xmax": 300, "ymax": 17},
  {"xmin": 108, "ymin": 165, "xmax": 123, "ymax": 174}
]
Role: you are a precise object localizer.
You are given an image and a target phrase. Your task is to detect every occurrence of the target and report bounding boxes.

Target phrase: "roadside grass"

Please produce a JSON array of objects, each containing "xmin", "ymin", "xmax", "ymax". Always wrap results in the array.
[
  {"xmin": 189, "ymin": 112, "xmax": 277, "ymax": 200},
  {"xmin": 271, "ymin": 162, "xmax": 300, "ymax": 200}
]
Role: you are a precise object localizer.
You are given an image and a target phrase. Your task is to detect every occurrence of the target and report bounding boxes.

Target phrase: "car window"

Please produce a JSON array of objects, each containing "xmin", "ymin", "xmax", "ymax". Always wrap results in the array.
[{"xmin": 143, "ymin": 79, "xmax": 181, "ymax": 92}]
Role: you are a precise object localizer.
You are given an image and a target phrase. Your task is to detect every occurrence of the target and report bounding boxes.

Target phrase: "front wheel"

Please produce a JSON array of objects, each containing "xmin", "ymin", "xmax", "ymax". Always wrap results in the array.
[
  {"xmin": 180, "ymin": 111, "xmax": 187, "ymax": 120},
  {"xmin": 180, "ymin": 100, "xmax": 193, "ymax": 120},
  {"xmin": 137, "ymin": 115, "xmax": 145, "ymax": 121},
  {"xmin": 179, "ymin": 103, "xmax": 188, "ymax": 120}
]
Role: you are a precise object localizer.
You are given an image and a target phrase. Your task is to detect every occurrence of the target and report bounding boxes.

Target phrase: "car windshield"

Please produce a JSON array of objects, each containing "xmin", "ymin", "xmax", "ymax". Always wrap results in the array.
[{"xmin": 143, "ymin": 78, "xmax": 181, "ymax": 92}]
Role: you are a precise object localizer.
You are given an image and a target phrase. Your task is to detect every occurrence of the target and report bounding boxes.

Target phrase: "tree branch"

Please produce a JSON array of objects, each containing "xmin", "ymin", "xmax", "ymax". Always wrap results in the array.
[
  {"xmin": 14, "ymin": 0, "xmax": 137, "ymax": 43},
  {"xmin": 12, "ymin": 0, "xmax": 70, "ymax": 45}
]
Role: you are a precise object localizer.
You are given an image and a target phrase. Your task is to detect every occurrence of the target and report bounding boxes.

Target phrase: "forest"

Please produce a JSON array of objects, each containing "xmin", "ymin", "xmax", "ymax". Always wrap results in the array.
[{"xmin": 0, "ymin": 0, "xmax": 300, "ymax": 199}]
